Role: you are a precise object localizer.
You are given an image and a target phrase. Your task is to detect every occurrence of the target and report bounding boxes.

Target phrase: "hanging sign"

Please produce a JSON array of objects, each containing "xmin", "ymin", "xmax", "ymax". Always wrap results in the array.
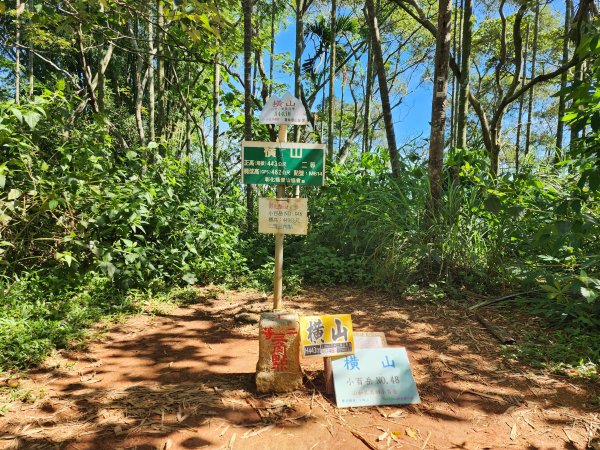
[
  {"xmin": 241, "ymin": 141, "xmax": 325, "ymax": 186},
  {"xmin": 258, "ymin": 198, "xmax": 308, "ymax": 235},
  {"xmin": 299, "ymin": 314, "xmax": 354, "ymax": 358},
  {"xmin": 260, "ymin": 92, "xmax": 308, "ymax": 125},
  {"xmin": 331, "ymin": 347, "xmax": 421, "ymax": 408}
]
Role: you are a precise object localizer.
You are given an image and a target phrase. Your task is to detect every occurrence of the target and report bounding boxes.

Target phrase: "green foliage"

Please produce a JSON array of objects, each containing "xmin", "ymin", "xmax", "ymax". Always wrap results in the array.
[
  {"xmin": 503, "ymin": 326, "xmax": 600, "ymax": 379},
  {"xmin": 1, "ymin": 93, "xmax": 248, "ymax": 287},
  {"xmin": 0, "ymin": 271, "xmax": 134, "ymax": 371}
]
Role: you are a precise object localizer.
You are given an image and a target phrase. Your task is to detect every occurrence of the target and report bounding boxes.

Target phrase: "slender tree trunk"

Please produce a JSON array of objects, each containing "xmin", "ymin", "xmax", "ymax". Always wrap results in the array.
[
  {"xmin": 244, "ymin": 0, "xmax": 254, "ymax": 233},
  {"xmin": 15, "ymin": 0, "xmax": 21, "ymax": 104},
  {"xmin": 327, "ymin": 0, "xmax": 337, "ymax": 160},
  {"xmin": 213, "ymin": 54, "xmax": 221, "ymax": 184},
  {"xmin": 365, "ymin": 0, "xmax": 401, "ymax": 178},
  {"xmin": 156, "ymin": 0, "xmax": 165, "ymax": 138},
  {"xmin": 28, "ymin": 0, "xmax": 33, "ymax": 98},
  {"xmin": 338, "ymin": 69, "xmax": 345, "ymax": 153},
  {"xmin": 515, "ymin": 23, "xmax": 530, "ymax": 173},
  {"xmin": 456, "ymin": 0, "xmax": 472, "ymax": 150},
  {"xmin": 449, "ymin": 0, "xmax": 459, "ymax": 148},
  {"xmin": 148, "ymin": 6, "xmax": 156, "ymax": 142},
  {"xmin": 130, "ymin": 20, "xmax": 146, "ymax": 145},
  {"xmin": 363, "ymin": 31, "xmax": 374, "ymax": 153},
  {"xmin": 320, "ymin": 48, "xmax": 328, "ymax": 140},
  {"xmin": 555, "ymin": 0, "xmax": 571, "ymax": 159},
  {"xmin": 185, "ymin": 60, "xmax": 191, "ymax": 159},
  {"xmin": 428, "ymin": 0, "xmax": 453, "ymax": 208},
  {"xmin": 524, "ymin": 2, "xmax": 540, "ymax": 157},
  {"xmin": 293, "ymin": 0, "xmax": 305, "ymax": 142},
  {"xmin": 270, "ymin": 0, "xmax": 275, "ymax": 97}
]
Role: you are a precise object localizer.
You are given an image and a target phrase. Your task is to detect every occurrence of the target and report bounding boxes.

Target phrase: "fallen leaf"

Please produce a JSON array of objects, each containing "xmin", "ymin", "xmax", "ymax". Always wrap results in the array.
[
  {"xmin": 6, "ymin": 379, "xmax": 20, "ymax": 388},
  {"xmin": 390, "ymin": 431, "xmax": 401, "ymax": 442},
  {"xmin": 219, "ymin": 424, "xmax": 231, "ymax": 437},
  {"xmin": 388, "ymin": 410, "xmax": 405, "ymax": 418},
  {"xmin": 241, "ymin": 424, "xmax": 275, "ymax": 439},
  {"xmin": 406, "ymin": 426, "xmax": 418, "ymax": 439},
  {"xmin": 113, "ymin": 425, "xmax": 123, "ymax": 436},
  {"xmin": 377, "ymin": 431, "xmax": 388, "ymax": 441},
  {"xmin": 228, "ymin": 433, "xmax": 237, "ymax": 449},
  {"xmin": 510, "ymin": 424, "xmax": 518, "ymax": 441}
]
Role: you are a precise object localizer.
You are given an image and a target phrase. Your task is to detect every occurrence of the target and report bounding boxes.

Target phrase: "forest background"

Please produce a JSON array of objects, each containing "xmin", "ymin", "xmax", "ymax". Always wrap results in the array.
[{"xmin": 0, "ymin": 0, "xmax": 599, "ymax": 382}]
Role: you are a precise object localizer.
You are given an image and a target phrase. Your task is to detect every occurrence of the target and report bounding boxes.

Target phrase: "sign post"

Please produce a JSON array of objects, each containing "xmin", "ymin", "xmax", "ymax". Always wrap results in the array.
[
  {"xmin": 273, "ymin": 125, "xmax": 287, "ymax": 311},
  {"xmin": 248, "ymin": 92, "xmax": 325, "ymax": 393}
]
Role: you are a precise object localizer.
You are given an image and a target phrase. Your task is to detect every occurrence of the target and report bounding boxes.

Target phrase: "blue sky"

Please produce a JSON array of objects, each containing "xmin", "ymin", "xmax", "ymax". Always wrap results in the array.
[{"xmin": 267, "ymin": 18, "xmax": 434, "ymax": 149}]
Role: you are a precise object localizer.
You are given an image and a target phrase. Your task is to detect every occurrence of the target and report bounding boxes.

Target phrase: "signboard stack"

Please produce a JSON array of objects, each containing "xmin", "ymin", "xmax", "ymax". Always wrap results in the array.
[{"xmin": 251, "ymin": 93, "xmax": 325, "ymax": 393}]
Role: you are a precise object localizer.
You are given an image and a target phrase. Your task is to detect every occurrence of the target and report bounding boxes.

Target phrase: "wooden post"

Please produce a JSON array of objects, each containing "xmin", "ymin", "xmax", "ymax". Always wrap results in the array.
[{"xmin": 273, "ymin": 125, "xmax": 287, "ymax": 311}]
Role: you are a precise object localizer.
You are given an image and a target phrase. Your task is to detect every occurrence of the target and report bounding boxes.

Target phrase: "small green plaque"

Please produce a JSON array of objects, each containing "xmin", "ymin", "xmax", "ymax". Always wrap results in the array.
[{"xmin": 241, "ymin": 141, "xmax": 326, "ymax": 186}]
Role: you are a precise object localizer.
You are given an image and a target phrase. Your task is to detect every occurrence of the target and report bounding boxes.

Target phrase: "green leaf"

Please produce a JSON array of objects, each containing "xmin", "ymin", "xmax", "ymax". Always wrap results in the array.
[
  {"xmin": 484, "ymin": 195, "xmax": 502, "ymax": 213},
  {"xmin": 23, "ymin": 111, "xmax": 41, "ymax": 130},
  {"xmin": 182, "ymin": 273, "xmax": 198, "ymax": 285},
  {"xmin": 48, "ymin": 199, "xmax": 59, "ymax": 210},
  {"xmin": 0, "ymin": 174, "xmax": 5, "ymax": 189},
  {"xmin": 591, "ymin": 112, "xmax": 600, "ymax": 132},
  {"xmin": 9, "ymin": 108, "xmax": 22, "ymax": 123},
  {"xmin": 580, "ymin": 286, "xmax": 598, "ymax": 303},
  {"xmin": 7, "ymin": 189, "xmax": 21, "ymax": 200},
  {"xmin": 589, "ymin": 169, "xmax": 600, "ymax": 192},
  {"xmin": 126, "ymin": 150, "xmax": 137, "ymax": 160}
]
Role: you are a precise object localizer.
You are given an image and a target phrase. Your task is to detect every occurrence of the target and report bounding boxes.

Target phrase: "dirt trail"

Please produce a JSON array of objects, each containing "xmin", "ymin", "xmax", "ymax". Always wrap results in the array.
[{"xmin": 1, "ymin": 287, "xmax": 598, "ymax": 450}]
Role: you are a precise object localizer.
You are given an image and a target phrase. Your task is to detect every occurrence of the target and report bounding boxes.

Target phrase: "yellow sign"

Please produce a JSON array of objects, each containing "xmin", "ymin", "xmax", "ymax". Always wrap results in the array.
[
  {"xmin": 258, "ymin": 198, "xmax": 308, "ymax": 235},
  {"xmin": 299, "ymin": 314, "xmax": 354, "ymax": 358}
]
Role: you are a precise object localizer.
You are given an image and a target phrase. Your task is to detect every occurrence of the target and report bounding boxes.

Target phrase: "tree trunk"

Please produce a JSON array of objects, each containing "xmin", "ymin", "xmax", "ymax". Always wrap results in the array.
[
  {"xmin": 156, "ymin": 0, "xmax": 165, "ymax": 138},
  {"xmin": 364, "ymin": 0, "xmax": 401, "ymax": 178},
  {"xmin": 524, "ymin": 2, "xmax": 540, "ymax": 157},
  {"xmin": 28, "ymin": 0, "xmax": 33, "ymax": 98},
  {"xmin": 148, "ymin": 5, "xmax": 156, "ymax": 142},
  {"xmin": 338, "ymin": 69, "xmax": 345, "ymax": 154},
  {"xmin": 456, "ymin": 0, "xmax": 472, "ymax": 150},
  {"xmin": 270, "ymin": 0, "xmax": 275, "ymax": 97},
  {"xmin": 293, "ymin": 0, "xmax": 305, "ymax": 142},
  {"xmin": 130, "ymin": 20, "xmax": 146, "ymax": 145},
  {"xmin": 15, "ymin": 0, "xmax": 21, "ymax": 104},
  {"xmin": 515, "ymin": 23, "xmax": 530, "ymax": 173},
  {"xmin": 555, "ymin": 0, "xmax": 571, "ymax": 158},
  {"xmin": 449, "ymin": 0, "xmax": 460, "ymax": 148},
  {"xmin": 428, "ymin": 0, "xmax": 452, "ymax": 208},
  {"xmin": 362, "ymin": 30, "xmax": 374, "ymax": 153},
  {"xmin": 244, "ymin": 0, "xmax": 254, "ymax": 233},
  {"xmin": 327, "ymin": 0, "xmax": 337, "ymax": 160},
  {"xmin": 184, "ymin": 61, "xmax": 191, "ymax": 159},
  {"xmin": 213, "ymin": 53, "xmax": 221, "ymax": 184}
]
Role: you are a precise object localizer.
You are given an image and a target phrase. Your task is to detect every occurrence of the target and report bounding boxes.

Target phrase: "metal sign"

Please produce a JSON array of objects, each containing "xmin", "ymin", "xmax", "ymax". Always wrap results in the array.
[
  {"xmin": 241, "ymin": 141, "xmax": 325, "ymax": 186},
  {"xmin": 258, "ymin": 198, "xmax": 308, "ymax": 235},
  {"xmin": 259, "ymin": 92, "xmax": 307, "ymax": 125},
  {"xmin": 332, "ymin": 347, "xmax": 421, "ymax": 408},
  {"xmin": 299, "ymin": 314, "xmax": 354, "ymax": 358}
]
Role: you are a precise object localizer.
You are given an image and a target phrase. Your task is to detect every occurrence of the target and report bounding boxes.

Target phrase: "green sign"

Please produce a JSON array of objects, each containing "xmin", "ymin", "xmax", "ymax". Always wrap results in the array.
[{"xmin": 241, "ymin": 141, "xmax": 326, "ymax": 186}]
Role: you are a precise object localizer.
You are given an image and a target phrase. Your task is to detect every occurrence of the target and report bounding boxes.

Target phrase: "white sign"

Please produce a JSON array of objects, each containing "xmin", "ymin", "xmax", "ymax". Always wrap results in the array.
[
  {"xmin": 259, "ymin": 92, "xmax": 308, "ymax": 125},
  {"xmin": 258, "ymin": 198, "xmax": 308, "ymax": 235},
  {"xmin": 332, "ymin": 347, "xmax": 421, "ymax": 408}
]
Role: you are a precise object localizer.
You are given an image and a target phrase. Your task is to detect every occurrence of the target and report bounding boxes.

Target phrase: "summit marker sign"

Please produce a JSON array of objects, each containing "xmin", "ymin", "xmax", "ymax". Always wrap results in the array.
[
  {"xmin": 241, "ymin": 141, "xmax": 325, "ymax": 186},
  {"xmin": 259, "ymin": 93, "xmax": 308, "ymax": 125}
]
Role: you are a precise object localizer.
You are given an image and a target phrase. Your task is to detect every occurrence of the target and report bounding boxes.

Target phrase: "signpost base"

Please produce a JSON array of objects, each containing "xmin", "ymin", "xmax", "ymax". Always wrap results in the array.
[{"xmin": 256, "ymin": 312, "xmax": 303, "ymax": 393}]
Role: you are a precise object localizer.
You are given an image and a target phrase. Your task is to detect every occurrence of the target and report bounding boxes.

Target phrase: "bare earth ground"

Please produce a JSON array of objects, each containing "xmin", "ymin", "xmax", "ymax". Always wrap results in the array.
[{"xmin": 1, "ymin": 286, "xmax": 599, "ymax": 450}]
